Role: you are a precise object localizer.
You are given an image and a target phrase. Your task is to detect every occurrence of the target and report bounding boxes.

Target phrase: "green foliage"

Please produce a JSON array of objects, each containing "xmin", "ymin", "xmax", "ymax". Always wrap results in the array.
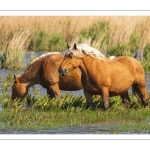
[
  {"xmin": 30, "ymin": 30, "xmax": 48, "ymax": 51},
  {"xmin": 29, "ymin": 31, "xmax": 66, "ymax": 52},
  {"xmin": 60, "ymin": 93, "xmax": 85, "ymax": 110},
  {"xmin": 78, "ymin": 20, "xmax": 141, "ymax": 57},
  {"xmin": 0, "ymin": 49, "xmax": 25, "ymax": 70},
  {"xmin": 0, "ymin": 86, "xmax": 149, "ymax": 133},
  {"xmin": 48, "ymin": 33, "xmax": 66, "ymax": 51},
  {"xmin": 108, "ymin": 43, "xmax": 132, "ymax": 57},
  {"xmin": 141, "ymin": 43, "xmax": 150, "ymax": 73},
  {"xmin": 0, "ymin": 29, "xmax": 30, "ymax": 70},
  {"xmin": 0, "ymin": 52, "xmax": 6, "ymax": 69},
  {"xmin": 1, "ymin": 73, "xmax": 14, "ymax": 93},
  {"xmin": 128, "ymin": 33, "xmax": 140, "ymax": 50},
  {"xmin": 0, "ymin": 92, "xmax": 150, "ymax": 133}
]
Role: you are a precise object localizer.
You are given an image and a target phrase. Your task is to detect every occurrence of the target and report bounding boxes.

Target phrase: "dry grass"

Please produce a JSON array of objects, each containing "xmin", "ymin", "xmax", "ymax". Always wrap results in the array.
[
  {"xmin": 0, "ymin": 16, "xmax": 150, "ymax": 52},
  {"xmin": 1, "ymin": 28, "xmax": 33, "ymax": 70},
  {"xmin": 108, "ymin": 16, "xmax": 150, "ymax": 50}
]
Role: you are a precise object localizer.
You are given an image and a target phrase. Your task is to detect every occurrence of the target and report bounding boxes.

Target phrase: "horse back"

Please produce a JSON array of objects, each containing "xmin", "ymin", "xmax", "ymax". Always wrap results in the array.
[
  {"xmin": 114, "ymin": 56, "xmax": 145, "ymax": 75},
  {"xmin": 82, "ymin": 56, "xmax": 146, "ymax": 95}
]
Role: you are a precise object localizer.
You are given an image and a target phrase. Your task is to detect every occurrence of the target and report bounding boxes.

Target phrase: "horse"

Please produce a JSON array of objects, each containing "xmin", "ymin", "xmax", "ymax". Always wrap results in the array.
[
  {"xmin": 59, "ymin": 43, "xmax": 148, "ymax": 110},
  {"xmin": 11, "ymin": 52, "xmax": 83, "ymax": 100}
]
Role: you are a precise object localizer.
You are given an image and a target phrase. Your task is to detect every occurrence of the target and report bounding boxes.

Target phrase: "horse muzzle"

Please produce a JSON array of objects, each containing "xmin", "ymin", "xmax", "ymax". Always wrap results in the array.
[{"xmin": 59, "ymin": 68, "xmax": 68, "ymax": 76}]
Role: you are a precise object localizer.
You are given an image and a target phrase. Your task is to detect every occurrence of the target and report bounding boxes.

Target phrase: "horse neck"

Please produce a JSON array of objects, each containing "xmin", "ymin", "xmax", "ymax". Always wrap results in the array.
[
  {"xmin": 79, "ymin": 56, "xmax": 101, "ymax": 80},
  {"xmin": 19, "ymin": 66, "xmax": 40, "ymax": 86}
]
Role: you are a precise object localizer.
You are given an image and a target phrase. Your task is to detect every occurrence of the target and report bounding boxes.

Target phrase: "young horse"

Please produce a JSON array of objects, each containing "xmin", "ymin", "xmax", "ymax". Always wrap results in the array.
[
  {"xmin": 59, "ymin": 43, "xmax": 148, "ymax": 110},
  {"xmin": 11, "ymin": 52, "xmax": 83, "ymax": 100}
]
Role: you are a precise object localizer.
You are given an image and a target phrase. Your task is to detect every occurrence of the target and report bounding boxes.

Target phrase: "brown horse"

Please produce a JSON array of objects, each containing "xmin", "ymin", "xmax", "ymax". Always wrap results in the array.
[
  {"xmin": 11, "ymin": 52, "xmax": 83, "ymax": 100},
  {"xmin": 59, "ymin": 43, "xmax": 148, "ymax": 110}
]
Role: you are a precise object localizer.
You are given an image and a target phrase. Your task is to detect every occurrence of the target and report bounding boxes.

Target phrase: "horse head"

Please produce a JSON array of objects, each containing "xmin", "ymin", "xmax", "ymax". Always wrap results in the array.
[
  {"xmin": 59, "ymin": 43, "xmax": 82, "ymax": 76},
  {"xmin": 11, "ymin": 74, "xmax": 28, "ymax": 100}
]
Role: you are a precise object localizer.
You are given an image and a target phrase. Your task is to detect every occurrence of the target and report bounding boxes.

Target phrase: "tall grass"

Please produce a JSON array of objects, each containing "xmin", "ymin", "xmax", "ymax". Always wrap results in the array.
[
  {"xmin": 1, "ymin": 16, "xmax": 150, "ymax": 52},
  {"xmin": 78, "ymin": 16, "xmax": 150, "ymax": 57},
  {"xmin": 0, "ymin": 28, "xmax": 33, "ymax": 70},
  {"xmin": 1, "ymin": 16, "xmax": 150, "ymax": 70}
]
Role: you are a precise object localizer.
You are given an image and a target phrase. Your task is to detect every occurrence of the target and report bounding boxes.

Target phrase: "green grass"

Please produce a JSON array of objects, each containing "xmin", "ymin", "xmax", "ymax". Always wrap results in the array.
[{"xmin": 0, "ymin": 92, "xmax": 150, "ymax": 133}]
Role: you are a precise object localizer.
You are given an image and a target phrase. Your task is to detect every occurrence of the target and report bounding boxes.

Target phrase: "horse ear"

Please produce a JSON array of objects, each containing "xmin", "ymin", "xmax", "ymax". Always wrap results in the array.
[
  {"xmin": 67, "ymin": 43, "xmax": 70, "ymax": 49},
  {"xmin": 74, "ymin": 43, "xmax": 77, "ymax": 50},
  {"xmin": 14, "ymin": 74, "xmax": 16, "ymax": 79},
  {"xmin": 14, "ymin": 74, "xmax": 20, "ymax": 83}
]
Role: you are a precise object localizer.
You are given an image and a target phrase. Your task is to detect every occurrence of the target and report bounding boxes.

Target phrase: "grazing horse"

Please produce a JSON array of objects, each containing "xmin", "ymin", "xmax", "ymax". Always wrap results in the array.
[
  {"xmin": 11, "ymin": 52, "xmax": 83, "ymax": 100},
  {"xmin": 59, "ymin": 43, "xmax": 148, "ymax": 110}
]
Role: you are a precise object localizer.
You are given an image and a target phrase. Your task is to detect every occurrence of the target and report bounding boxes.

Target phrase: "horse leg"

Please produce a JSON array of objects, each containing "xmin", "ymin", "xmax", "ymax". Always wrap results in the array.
[
  {"xmin": 102, "ymin": 87, "xmax": 109, "ymax": 110},
  {"xmin": 120, "ymin": 92, "xmax": 130, "ymax": 109},
  {"xmin": 83, "ymin": 89, "xmax": 93, "ymax": 109},
  {"xmin": 47, "ymin": 83, "xmax": 60, "ymax": 99},
  {"xmin": 133, "ymin": 85, "xmax": 148, "ymax": 108}
]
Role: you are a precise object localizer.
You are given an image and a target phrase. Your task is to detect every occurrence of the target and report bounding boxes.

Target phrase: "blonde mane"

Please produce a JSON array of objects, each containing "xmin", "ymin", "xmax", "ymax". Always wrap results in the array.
[
  {"xmin": 67, "ymin": 43, "xmax": 107, "ymax": 60},
  {"xmin": 30, "ymin": 52, "xmax": 60, "ymax": 64},
  {"xmin": 17, "ymin": 52, "xmax": 60, "ymax": 77}
]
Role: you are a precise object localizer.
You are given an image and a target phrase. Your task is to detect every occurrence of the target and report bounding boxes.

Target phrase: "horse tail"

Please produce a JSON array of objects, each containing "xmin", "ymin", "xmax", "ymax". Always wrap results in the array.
[{"xmin": 132, "ymin": 85, "xmax": 142, "ymax": 102}]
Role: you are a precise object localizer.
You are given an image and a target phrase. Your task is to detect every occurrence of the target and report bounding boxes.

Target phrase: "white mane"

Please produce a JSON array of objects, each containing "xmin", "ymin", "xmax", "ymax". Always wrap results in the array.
[
  {"xmin": 17, "ymin": 52, "xmax": 61, "ymax": 77},
  {"xmin": 30, "ymin": 52, "xmax": 60, "ymax": 64},
  {"xmin": 67, "ymin": 43, "xmax": 107, "ymax": 60}
]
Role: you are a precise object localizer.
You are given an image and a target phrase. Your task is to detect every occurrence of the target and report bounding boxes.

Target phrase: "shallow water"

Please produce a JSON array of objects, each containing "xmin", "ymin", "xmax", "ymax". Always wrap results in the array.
[
  {"xmin": 0, "ymin": 121, "xmax": 149, "ymax": 134},
  {"xmin": 0, "ymin": 124, "xmax": 112, "ymax": 134}
]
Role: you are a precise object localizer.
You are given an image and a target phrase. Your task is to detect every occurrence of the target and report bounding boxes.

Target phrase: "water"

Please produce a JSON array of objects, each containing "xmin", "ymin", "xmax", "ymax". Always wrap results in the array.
[{"xmin": 0, "ymin": 105, "xmax": 2, "ymax": 111}]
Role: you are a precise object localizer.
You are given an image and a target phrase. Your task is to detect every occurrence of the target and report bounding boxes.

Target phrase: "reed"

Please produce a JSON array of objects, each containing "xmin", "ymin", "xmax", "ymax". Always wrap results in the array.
[{"xmin": 0, "ymin": 28, "xmax": 33, "ymax": 70}]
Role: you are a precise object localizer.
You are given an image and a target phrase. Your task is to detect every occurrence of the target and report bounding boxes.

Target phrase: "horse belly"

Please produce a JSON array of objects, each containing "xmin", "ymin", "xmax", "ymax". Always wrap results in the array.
[
  {"xmin": 83, "ymin": 82, "xmax": 102, "ymax": 95},
  {"xmin": 59, "ymin": 76, "xmax": 83, "ymax": 91},
  {"xmin": 109, "ymin": 84, "xmax": 131, "ymax": 96},
  {"xmin": 109, "ymin": 91, "xmax": 127, "ymax": 97}
]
